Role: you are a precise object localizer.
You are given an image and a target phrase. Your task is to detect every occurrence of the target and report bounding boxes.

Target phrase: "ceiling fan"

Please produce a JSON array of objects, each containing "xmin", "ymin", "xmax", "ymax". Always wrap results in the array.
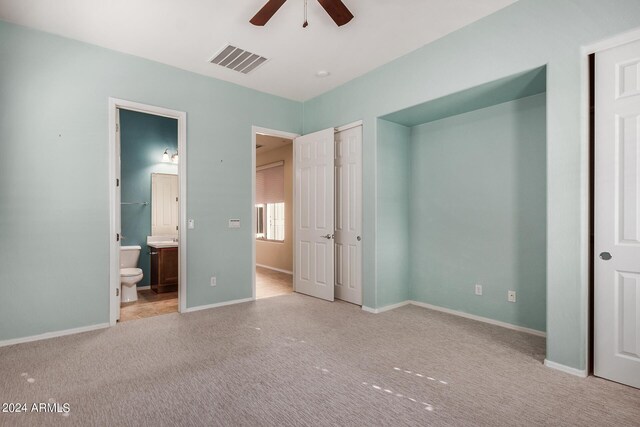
[{"xmin": 250, "ymin": 0, "xmax": 354, "ymax": 27}]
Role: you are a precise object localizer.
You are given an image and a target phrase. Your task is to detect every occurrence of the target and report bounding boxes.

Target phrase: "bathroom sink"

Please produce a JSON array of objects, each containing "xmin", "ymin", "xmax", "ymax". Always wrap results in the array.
[
  {"xmin": 147, "ymin": 236, "xmax": 179, "ymax": 249},
  {"xmin": 147, "ymin": 241, "xmax": 178, "ymax": 248}
]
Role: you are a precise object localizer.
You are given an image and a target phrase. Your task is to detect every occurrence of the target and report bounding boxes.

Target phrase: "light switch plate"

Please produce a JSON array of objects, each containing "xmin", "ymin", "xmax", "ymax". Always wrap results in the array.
[
  {"xmin": 188, "ymin": 219, "xmax": 195, "ymax": 229},
  {"xmin": 228, "ymin": 219, "xmax": 240, "ymax": 228}
]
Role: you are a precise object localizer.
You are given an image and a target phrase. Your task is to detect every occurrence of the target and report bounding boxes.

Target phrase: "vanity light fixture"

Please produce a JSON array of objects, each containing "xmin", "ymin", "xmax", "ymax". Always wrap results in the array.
[
  {"xmin": 162, "ymin": 148, "xmax": 170, "ymax": 162},
  {"xmin": 162, "ymin": 148, "xmax": 179, "ymax": 164}
]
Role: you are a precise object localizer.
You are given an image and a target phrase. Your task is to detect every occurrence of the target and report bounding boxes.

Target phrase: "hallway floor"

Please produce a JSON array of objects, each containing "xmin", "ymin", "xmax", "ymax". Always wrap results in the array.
[{"xmin": 256, "ymin": 266, "xmax": 293, "ymax": 299}]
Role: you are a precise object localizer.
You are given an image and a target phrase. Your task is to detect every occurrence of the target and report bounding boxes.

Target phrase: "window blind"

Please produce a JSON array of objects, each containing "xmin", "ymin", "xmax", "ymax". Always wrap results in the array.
[{"xmin": 256, "ymin": 161, "xmax": 284, "ymax": 204}]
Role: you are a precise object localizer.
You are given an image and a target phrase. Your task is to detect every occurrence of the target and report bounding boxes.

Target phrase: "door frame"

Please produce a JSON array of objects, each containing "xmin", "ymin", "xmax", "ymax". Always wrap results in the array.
[
  {"xmin": 108, "ymin": 98, "xmax": 188, "ymax": 325},
  {"xmin": 251, "ymin": 126, "xmax": 299, "ymax": 300},
  {"xmin": 582, "ymin": 27, "xmax": 640, "ymax": 374},
  {"xmin": 251, "ymin": 122, "xmax": 364, "ymax": 302}
]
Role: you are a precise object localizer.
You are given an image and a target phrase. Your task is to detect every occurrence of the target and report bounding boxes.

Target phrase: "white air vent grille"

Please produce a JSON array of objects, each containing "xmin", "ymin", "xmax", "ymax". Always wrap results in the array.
[{"xmin": 209, "ymin": 45, "xmax": 268, "ymax": 74}]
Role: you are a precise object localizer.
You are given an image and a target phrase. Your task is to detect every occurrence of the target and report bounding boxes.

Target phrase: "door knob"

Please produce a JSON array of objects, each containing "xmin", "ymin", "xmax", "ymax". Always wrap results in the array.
[
  {"xmin": 357, "ymin": 236, "xmax": 361, "ymax": 241},
  {"xmin": 599, "ymin": 252, "xmax": 612, "ymax": 260},
  {"xmin": 321, "ymin": 234, "xmax": 334, "ymax": 239}
]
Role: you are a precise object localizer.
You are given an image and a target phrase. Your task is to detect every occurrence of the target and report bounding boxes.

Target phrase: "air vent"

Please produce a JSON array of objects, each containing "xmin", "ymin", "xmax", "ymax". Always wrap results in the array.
[{"xmin": 209, "ymin": 45, "xmax": 268, "ymax": 74}]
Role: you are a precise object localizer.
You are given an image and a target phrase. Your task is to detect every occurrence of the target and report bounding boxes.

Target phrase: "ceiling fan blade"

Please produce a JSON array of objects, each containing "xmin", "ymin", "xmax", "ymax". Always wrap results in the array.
[
  {"xmin": 250, "ymin": 0, "xmax": 288, "ymax": 26},
  {"xmin": 317, "ymin": 0, "xmax": 353, "ymax": 26}
]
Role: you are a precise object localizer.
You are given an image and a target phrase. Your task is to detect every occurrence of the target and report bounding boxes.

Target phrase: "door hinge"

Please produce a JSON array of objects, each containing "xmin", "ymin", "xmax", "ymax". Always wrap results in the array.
[
  {"xmin": 176, "ymin": 226, "xmax": 178, "ymax": 231},
  {"xmin": 116, "ymin": 233, "xmax": 120, "ymax": 242},
  {"xmin": 116, "ymin": 288, "xmax": 120, "ymax": 297},
  {"xmin": 116, "ymin": 178, "xmax": 120, "ymax": 187},
  {"xmin": 176, "ymin": 197, "xmax": 178, "ymax": 202},
  {"xmin": 116, "ymin": 123, "xmax": 120, "ymax": 132}
]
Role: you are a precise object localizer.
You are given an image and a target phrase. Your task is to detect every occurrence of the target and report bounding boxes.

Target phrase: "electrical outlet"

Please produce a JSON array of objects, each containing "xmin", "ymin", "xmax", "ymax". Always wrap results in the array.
[
  {"xmin": 475, "ymin": 284, "xmax": 482, "ymax": 295},
  {"xmin": 210, "ymin": 276, "xmax": 217, "ymax": 287},
  {"xmin": 508, "ymin": 290, "xmax": 516, "ymax": 303}
]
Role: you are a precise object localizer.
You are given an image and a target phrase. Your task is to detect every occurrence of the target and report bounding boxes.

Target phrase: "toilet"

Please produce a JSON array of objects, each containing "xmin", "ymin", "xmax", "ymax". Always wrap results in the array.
[{"xmin": 120, "ymin": 245, "xmax": 143, "ymax": 303}]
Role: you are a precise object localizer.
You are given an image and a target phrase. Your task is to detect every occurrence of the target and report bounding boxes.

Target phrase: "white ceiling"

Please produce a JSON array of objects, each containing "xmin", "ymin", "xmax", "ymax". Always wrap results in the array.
[
  {"xmin": 257, "ymin": 133, "xmax": 293, "ymax": 153},
  {"xmin": 0, "ymin": 0, "xmax": 516, "ymax": 101}
]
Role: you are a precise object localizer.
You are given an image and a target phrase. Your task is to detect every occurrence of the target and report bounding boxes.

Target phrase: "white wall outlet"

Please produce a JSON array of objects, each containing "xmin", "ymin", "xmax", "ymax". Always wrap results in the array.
[
  {"xmin": 228, "ymin": 219, "xmax": 240, "ymax": 228},
  {"xmin": 210, "ymin": 276, "xmax": 217, "ymax": 287},
  {"xmin": 188, "ymin": 219, "xmax": 195, "ymax": 229},
  {"xmin": 475, "ymin": 284, "xmax": 483, "ymax": 295},
  {"xmin": 508, "ymin": 290, "xmax": 516, "ymax": 303}
]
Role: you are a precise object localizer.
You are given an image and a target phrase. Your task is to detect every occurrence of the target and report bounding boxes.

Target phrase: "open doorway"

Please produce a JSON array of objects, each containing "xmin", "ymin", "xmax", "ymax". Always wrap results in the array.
[
  {"xmin": 109, "ymin": 98, "xmax": 187, "ymax": 325},
  {"xmin": 251, "ymin": 124, "xmax": 363, "ymax": 305},
  {"xmin": 254, "ymin": 131, "xmax": 295, "ymax": 299}
]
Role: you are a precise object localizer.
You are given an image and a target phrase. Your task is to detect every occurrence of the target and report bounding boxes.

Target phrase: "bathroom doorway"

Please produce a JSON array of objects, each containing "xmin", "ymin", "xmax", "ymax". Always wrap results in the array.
[
  {"xmin": 252, "ymin": 127, "xmax": 298, "ymax": 299},
  {"xmin": 108, "ymin": 98, "xmax": 187, "ymax": 325}
]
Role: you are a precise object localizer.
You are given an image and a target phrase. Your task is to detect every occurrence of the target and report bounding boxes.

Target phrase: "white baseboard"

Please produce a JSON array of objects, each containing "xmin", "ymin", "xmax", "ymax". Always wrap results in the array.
[
  {"xmin": 544, "ymin": 359, "xmax": 588, "ymax": 378},
  {"xmin": 409, "ymin": 301, "xmax": 546, "ymax": 337},
  {"xmin": 0, "ymin": 323, "xmax": 110, "ymax": 348},
  {"xmin": 137, "ymin": 285, "xmax": 150, "ymax": 290},
  {"xmin": 362, "ymin": 300, "xmax": 410, "ymax": 314},
  {"xmin": 362, "ymin": 299, "xmax": 545, "ymax": 338},
  {"xmin": 183, "ymin": 297, "xmax": 254, "ymax": 313},
  {"xmin": 256, "ymin": 264, "xmax": 293, "ymax": 275}
]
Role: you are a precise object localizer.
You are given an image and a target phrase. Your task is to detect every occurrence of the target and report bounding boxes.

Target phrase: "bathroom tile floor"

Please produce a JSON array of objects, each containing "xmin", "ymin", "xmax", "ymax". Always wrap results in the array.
[
  {"xmin": 119, "ymin": 289, "xmax": 178, "ymax": 322},
  {"xmin": 256, "ymin": 266, "xmax": 293, "ymax": 299}
]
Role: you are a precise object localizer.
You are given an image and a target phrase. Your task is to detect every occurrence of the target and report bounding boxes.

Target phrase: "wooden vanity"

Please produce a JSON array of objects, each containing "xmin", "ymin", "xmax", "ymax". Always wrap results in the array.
[{"xmin": 148, "ymin": 245, "xmax": 179, "ymax": 293}]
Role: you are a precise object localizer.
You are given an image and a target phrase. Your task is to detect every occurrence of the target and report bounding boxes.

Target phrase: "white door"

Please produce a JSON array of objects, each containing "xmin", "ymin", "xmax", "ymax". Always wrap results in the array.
[
  {"xmin": 595, "ymin": 38, "xmax": 640, "ymax": 389},
  {"xmin": 152, "ymin": 173, "xmax": 179, "ymax": 236},
  {"xmin": 113, "ymin": 109, "xmax": 122, "ymax": 322},
  {"xmin": 334, "ymin": 126, "xmax": 362, "ymax": 305},
  {"xmin": 294, "ymin": 128, "xmax": 335, "ymax": 301}
]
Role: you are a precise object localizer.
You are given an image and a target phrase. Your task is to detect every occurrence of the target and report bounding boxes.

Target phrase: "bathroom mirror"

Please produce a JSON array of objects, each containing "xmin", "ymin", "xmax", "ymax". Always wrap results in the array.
[{"xmin": 151, "ymin": 173, "xmax": 179, "ymax": 236}]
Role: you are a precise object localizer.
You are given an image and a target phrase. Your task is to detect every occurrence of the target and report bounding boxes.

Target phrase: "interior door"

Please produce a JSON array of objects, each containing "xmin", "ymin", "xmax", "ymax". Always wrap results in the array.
[
  {"xmin": 294, "ymin": 128, "xmax": 335, "ymax": 301},
  {"xmin": 334, "ymin": 126, "xmax": 362, "ymax": 305},
  {"xmin": 113, "ymin": 108, "xmax": 122, "ymax": 322},
  {"xmin": 152, "ymin": 173, "xmax": 179, "ymax": 236},
  {"xmin": 595, "ymin": 38, "xmax": 640, "ymax": 389}
]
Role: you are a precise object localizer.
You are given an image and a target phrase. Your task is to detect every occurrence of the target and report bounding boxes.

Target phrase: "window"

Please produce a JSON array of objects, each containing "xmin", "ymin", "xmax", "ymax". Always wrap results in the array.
[
  {"xmin": 256, "ymin": 205, "xmax": 265, "ymax": 238},
  {"xmin": 256, "ymin": 202, "xmax": 285, "ymax": 241},
  {"xmin": 256, "ymin": 161, "xmax": 285, "ymax": 242}
]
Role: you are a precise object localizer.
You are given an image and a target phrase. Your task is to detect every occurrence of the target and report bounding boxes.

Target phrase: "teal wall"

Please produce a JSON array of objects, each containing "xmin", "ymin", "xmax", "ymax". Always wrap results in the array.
[
  {"xmin": 0, "ymin": 21, "xmax": 301, "ymax": 341},
  {"xmin": 302, "ymin": 0, "xmax": 640, "ymax": 370},
  {"xmin": 120, "ymin": 110, "xmax": 178, "ymax": 286},
  {"xmin": 410, "ymin": 94, "xmax": 547, "ymax": 332},
  {"xmin": 376, "ymin": 119, "xmax": 411, "ymax": 307}
]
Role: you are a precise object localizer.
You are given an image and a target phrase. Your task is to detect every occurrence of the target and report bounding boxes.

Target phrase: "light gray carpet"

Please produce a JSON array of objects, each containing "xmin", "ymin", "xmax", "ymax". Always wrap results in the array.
[{"xmin": 1, "ymin": 294, "xmax": 639, "ymax": 426}]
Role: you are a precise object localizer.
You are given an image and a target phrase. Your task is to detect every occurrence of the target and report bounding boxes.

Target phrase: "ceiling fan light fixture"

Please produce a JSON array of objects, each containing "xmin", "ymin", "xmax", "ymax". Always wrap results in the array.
[{"xmin": 250, "ymin": 0, "xmax": 353, "ymax": 27}]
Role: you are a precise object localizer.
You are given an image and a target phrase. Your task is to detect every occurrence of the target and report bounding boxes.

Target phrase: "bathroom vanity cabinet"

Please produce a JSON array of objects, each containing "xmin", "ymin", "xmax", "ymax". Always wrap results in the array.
[{"xmin": 149, "ymin": 246, "xmax": 178, "ymax": 293}]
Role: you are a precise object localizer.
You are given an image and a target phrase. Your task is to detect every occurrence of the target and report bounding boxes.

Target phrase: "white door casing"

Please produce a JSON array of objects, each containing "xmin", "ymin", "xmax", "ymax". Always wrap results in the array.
[
  {"xmin": 109, "ymin": 98, "xmax": 187, "ymax": 325},
  {"xmin": 334, "ymin": 126, "xmax": 363, "ymax": 305},
  {"xmin": 294, "ymin": 128, "xmax": 335, "ymax": 301},
  {"xmin": 152, "ymin": 173, "xmax": 179, "ymax": 236},
  {"xmin": 113, "ymin": 109, "xmax": 122, "ymax": 322},
  {"xmin": 594, "ymin": 38, "xmax": 640, "ymax": 389}
]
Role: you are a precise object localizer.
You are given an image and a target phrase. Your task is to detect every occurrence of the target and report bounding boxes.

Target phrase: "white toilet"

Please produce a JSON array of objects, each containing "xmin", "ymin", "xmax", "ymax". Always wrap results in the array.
[{"xmin": 120, "ymin": 245, "xmax": 144, "ymax": 303}]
